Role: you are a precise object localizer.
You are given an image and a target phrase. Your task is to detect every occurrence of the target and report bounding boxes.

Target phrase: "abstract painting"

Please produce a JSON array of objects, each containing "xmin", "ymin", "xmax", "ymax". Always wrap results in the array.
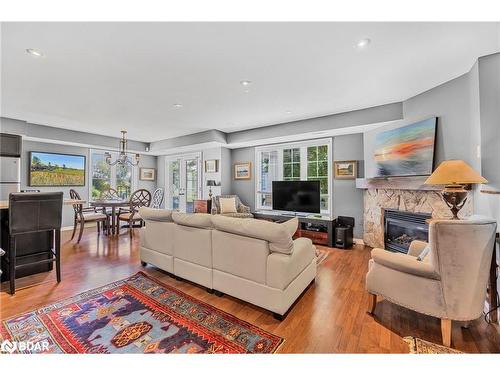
[{"xmin": 374, "ymin": 118, "xmax": 436, "ymax": 177}]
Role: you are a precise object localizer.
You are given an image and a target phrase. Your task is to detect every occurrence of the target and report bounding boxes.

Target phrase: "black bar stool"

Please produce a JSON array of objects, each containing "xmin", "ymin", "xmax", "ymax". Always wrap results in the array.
[{"xmin": 7, "ymin": 192, "xmax": 63, "ymax": 294}]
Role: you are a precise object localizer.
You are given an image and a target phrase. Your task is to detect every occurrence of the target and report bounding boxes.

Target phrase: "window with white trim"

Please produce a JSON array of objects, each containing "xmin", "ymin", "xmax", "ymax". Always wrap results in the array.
[
  {"xmin": 255, "ymin": 139, "xmax": 332, "ymax": 214},
  {"xmin": 89, "ymin": 150, "xmax": 137, "ymax": 199}
]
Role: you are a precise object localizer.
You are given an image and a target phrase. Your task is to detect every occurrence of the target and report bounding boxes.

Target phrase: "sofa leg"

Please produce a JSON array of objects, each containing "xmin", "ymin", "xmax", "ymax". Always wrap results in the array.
[
  {"xmin": 367, "ymin": 293, "xmax": 377, "ymax": 315},
  {"xmin": 441, "ymin": 319, "xmax": 452, "ymax": 347},
  {"xmin": 141, "ymin": 261, "xmax": 147, "ymax": 267},
  {"xmin": 214, "ymin": 290, "xmax": 224, "ymax": 297},
  {"xmin": 461, "ymin": 321, "xmax": 470, "ymax": 329},
  {"xmin": 273, "ymin": 313, "xmax": 285, "ymax": 321},
  {"xmin": 206, "ymin": 288, "xmax": 214, "ymax": 294}
]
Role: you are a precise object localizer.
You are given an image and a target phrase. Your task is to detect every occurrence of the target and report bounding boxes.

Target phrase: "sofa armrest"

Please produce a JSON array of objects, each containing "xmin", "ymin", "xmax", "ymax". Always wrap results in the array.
[
  {"xmin": 371, "ymin": 248, "xmax": 439, "ymax": 280},
  {"xmin": 266, "ymin": 237, "xmax": 315, "ymax": 290},
  {"xmin": 407, "ymin": 240, "xmax": 428, "ymax": 257}
]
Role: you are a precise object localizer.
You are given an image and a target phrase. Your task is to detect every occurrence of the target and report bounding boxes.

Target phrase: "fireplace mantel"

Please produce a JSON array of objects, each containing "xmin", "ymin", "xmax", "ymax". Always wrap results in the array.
[{"xmin": 356, "ymin": 177, "xmax": 442, "ymax": 191}]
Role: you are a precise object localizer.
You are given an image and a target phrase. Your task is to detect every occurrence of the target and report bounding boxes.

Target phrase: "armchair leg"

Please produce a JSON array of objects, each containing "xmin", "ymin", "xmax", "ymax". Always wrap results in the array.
[
  {"xmin": 367, "ymin": 293, "xmax": 377, "ymax": 314},
  {"xmin": 441, "ymin": 319, "xmax": 452, "ymax": 347}
]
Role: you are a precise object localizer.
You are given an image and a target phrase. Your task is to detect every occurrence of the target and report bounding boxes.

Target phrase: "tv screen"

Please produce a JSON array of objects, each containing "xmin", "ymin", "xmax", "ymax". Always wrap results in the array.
[
  {"xmin": 29, "ymin": 151, "xmax": 86, "ymax": 186},
  {"xmin": 272, "ymin": 180, "xmax": 320, "ymax": 214},
  {"xmin": 374, "ymin": 117, "xmax": 437, "ymax": 177}
]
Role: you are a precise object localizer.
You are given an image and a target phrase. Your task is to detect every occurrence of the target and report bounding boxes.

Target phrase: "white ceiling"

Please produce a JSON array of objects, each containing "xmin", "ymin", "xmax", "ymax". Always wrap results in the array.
[{"xmin": 2, "ymin": 22, "xmax": 499, "ymax": 142}]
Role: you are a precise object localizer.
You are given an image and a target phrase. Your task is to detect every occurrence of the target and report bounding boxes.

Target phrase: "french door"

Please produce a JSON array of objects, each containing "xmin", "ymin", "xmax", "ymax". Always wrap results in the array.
[{"xmin": 165, "ymin": 153, "xmax": 202, "ymax": 212}]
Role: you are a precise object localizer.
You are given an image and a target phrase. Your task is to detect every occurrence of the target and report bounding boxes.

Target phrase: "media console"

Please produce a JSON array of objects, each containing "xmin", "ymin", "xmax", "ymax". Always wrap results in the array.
[{"xmin": 252, "ymin": 211, "xmax": 336, "ymax": 248}]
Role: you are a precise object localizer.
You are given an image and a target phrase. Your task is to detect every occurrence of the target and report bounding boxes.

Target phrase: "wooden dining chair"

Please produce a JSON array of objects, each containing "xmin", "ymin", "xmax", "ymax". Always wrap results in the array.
[
  {"xmin": 151, "ymin": 188, "xmax": 164, "ymax": 209},
  {"xmin": 70, "ymin": 189, "xmax": 109, "ymax": 243},
  {"xmin": 118, "ymin": 189, "xmax": 151, "ymax": 237},
  {"xmin": 99, "ymin": 187, "xmax": 120, "ymax": 200}
]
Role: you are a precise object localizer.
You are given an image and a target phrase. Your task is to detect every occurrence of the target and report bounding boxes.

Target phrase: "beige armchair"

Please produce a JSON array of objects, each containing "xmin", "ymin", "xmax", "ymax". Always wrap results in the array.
[
  {"xmin": 211, "ymin": 195, "xmax": 253, "ymax": 218},
  {"xmin": 366, "ymin": 216, "xmax": 497, "ymax": 347}
]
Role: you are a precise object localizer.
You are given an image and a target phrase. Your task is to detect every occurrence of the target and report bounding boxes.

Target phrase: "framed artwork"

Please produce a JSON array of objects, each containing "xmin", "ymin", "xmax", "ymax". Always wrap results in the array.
[
  {"xmin": 234, "ymin": 162, "xmax": 252, "ymax": 180},
  {"xmin": 334, "ymin": 160, "xmax": 358, "ymax": 180},
  {"xmin": 205, "ymin": 159, "xmax": 219, "ymax": 173},
  {"xmin": 139, "ymin": 168, "xmax": 156, "ymax": 181},
  {"xmin": 29, "ymin": 151, "xmax": 86, "ymax": 186}
]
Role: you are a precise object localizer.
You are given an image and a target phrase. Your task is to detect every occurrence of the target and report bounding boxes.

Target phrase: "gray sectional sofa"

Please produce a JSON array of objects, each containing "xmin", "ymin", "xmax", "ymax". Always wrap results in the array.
[{"xmin": 138, "ymin": 207, "xmax": 317, "ymax": 319}]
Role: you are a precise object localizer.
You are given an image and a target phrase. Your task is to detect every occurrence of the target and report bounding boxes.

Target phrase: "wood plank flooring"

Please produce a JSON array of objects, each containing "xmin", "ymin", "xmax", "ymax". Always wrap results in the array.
[{"xmin": 1, "ymin": 229, "xmax": 499, "ymax": 353}]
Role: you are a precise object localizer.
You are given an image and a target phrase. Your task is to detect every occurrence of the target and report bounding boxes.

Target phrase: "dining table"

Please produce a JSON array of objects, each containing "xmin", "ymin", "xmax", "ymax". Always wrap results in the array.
[{"xmin": 90, "ymin": 199, "xmax": 129, "ymax": 235}]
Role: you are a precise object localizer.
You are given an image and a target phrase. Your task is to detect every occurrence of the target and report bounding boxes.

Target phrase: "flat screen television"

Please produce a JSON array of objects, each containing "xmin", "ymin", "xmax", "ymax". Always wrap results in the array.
[
  {"xmin": 373, "ymin": 117, "xmax": 437, "ymax": 178},
  {"xmin": 272, "ymin": 180, "xmax": 320, "ymax": 214},
  {"xmin": 29, "ymin": 151, "xmax": 86, "ymax": 186}
]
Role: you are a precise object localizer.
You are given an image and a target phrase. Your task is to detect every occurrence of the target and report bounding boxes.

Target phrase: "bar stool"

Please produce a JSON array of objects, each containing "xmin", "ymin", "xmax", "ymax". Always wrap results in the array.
[{"xmin": 6, "ymin": 192, "xmax": 63, "ymax": 294}]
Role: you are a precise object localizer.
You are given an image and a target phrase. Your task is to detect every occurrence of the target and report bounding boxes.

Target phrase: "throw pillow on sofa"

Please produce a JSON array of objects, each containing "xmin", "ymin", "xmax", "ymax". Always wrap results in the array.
[{"xmin": 219, "ymin": 197, "xmax": 237, "ymax": 214}]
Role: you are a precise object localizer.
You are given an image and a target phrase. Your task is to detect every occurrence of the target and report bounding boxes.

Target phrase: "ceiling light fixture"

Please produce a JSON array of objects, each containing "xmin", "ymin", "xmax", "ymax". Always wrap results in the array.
[
  {"xmin": 105, "ymin": 130, "xmax": 140, "ymax": 166},
  {"xmin": 26, "ymin": 48, "xmax": 44, "ymax": 57},
  {"xmin": 286, "ymin": 110, "xmax": 292, "ymax": 114},
  {"xmin": 240, "ymin": 80, "xmax": 252, "ymax": 86},
  {"xmin": 355, "ymin": 38, "xmax": 371, "ymax": 49},
  {"xmin": 173, "ymin": 103, "xmax": 183, "ymax": 108}
]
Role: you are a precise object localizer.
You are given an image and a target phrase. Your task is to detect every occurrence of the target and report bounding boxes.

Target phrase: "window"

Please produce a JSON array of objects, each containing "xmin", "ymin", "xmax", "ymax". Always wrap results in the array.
[
  {"xmin": 307, "ymin": 145, "xmax": 329, "ymax": 211},
  {"xmin": 255, "ymin": 139, "xmax": 332, "ymax": 214},
  {"xmin": 90, "ymin": 150, "xmax": 137, "ymax": 199}
]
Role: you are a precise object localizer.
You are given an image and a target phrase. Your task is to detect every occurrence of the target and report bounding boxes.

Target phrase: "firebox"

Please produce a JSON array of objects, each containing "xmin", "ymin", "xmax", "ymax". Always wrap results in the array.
[{"xmin": 384, "ymin": 209, "xmax": 431, "ymax": 254}]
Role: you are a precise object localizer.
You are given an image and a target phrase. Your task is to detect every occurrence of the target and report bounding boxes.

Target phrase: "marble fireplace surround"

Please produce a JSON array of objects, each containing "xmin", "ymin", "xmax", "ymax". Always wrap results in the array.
[{"xmin": 362, "ymin": 188, "xmax": 473, "ymax": 248}]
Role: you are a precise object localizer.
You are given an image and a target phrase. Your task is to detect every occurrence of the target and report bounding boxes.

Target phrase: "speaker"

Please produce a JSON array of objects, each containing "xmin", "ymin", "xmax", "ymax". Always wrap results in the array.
[{"xmin": 335, "ymin": 216, "xmax": 354, "ymax": 249}]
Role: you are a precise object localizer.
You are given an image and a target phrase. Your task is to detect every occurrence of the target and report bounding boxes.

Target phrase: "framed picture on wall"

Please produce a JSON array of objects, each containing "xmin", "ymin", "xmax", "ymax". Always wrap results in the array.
[
  {"xmin": 334, "ymin": 160, "xmax": 357, "ymax": 180},
  {"xmin": 205, "ymin": 159, "xmax": 219, "ymax": 173},
  {"xmin": 234, "ymin": 162, "xmax": 252, "ymax": 180},
  {"xmin": 139, "ymin": 168, "xmax": 156, "ymax": 181},
  {"xmin": 29, "ymin": 151, "xmax": 86, "ymax": 186}
]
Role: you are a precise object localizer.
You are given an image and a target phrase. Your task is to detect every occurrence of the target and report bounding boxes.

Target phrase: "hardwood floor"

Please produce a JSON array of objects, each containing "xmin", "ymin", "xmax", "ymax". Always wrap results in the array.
[{"xmin": 1, "ymin": 229, "xmax": 499, "ymax": 353}]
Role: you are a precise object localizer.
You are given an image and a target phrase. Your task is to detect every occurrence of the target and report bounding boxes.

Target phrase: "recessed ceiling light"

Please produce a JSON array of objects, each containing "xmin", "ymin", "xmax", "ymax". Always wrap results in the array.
[
  {"xmin": 173, "ymin": 103, "xmax": 183, "ymax": 108},
  {"xmin": 26, "ymin": 48, "xmax": 44, "ymax": 57},
  {"xmin": 240, "ymin": 80, "xmax": 252, "ymax": 86},
  {"xmin": 286, "ymin": 110, "xmax": 292, "ymax": 114},
  {"xmin": 355, "ymin": 38, "xmax": 371, "ymax": 49}
]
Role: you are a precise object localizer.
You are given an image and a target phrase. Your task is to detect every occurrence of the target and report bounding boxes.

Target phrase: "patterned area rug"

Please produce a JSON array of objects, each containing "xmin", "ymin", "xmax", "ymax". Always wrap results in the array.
[
  {"xmin": 316, "ymin": 248, "xmax": 330, "ymax": 265},
  {"xmin": 1, "ymin": 272, "xmax": 284, "ymax": 354},
  {"xmin": 404, "ymin": 337, "xmax": 463, "ymax": 354}
]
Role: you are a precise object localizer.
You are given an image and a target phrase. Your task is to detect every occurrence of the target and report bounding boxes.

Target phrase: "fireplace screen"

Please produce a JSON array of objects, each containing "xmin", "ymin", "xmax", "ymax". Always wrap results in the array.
[{"xmin": 384, "ymin": 209, "xmax": 431, "ymax": 253}]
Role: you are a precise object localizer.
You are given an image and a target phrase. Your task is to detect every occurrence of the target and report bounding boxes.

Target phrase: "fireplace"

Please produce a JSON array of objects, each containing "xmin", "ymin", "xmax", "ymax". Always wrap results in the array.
[{"xmin": 384, "ymin": 209, "xmax": 431, "ymax": 254}]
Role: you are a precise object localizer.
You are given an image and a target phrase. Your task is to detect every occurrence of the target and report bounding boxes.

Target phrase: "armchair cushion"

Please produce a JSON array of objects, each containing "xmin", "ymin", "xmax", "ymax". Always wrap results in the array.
[
  {"xmin": 407, "ymin": 240, "xmax": 428, "ymax": 257},
  {"xmin": 371, "ymin": 248, "xmax": 440, "ymax": 280}
]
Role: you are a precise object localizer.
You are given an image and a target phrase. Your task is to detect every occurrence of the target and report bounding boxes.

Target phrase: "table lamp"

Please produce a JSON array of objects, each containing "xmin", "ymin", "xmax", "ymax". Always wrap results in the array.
[
  {"xmin": 425, "ymin": 160, "xmax": 487, "ymax": 219},
  {"xmin": 206, "ymin": 180, "xmax": 217, "ymax": 199}
]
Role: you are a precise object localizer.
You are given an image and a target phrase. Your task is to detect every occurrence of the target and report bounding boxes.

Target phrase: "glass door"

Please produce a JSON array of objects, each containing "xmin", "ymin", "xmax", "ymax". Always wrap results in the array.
[{"xmin": 165, "ymin": 153, "xmax": 201, "ymax": 212}]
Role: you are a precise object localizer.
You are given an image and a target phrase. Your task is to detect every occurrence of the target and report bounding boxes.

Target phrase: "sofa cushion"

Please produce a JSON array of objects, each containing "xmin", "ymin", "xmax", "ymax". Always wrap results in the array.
[
  {"xmin": 172, "ymin": 212, "xmax": 213, "ymax": 229},
  {"xmin": 219, "ymin": 197, "xmax": 237, "ymax": 214},
  {"xmin": 211, "ymin": 216, "xmax": 297, "ymax": 254},
  {"xmin": 138, "ymin": 207, "xmax": 173, "ymax": 222}
]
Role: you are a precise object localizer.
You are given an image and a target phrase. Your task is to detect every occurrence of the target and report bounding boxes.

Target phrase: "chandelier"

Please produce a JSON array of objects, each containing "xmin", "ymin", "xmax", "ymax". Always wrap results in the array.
[{"xmin": 105, "ymin": 130, "xmax": 140, "ymax": 166}]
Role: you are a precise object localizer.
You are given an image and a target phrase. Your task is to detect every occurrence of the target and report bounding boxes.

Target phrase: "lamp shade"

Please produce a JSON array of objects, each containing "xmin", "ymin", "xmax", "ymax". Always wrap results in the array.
[
  {"xmin": 425, "ymin": 160, "xmax": 487, "ymax": 185},
  {"xmin": 206, "ymin": 179, "xmax": 217, "ymax": 186}
]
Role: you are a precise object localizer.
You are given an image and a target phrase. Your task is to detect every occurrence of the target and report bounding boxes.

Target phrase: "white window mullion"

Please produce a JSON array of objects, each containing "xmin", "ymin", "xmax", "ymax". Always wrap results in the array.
[{"xmin": 300, "ymin": 146, "xmax": 308, "ymax": 181}]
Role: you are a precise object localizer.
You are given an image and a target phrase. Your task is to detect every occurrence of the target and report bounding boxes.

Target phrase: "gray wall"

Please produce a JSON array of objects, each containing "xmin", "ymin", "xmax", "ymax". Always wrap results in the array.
[
  {"xmin": 230, "ymin": 147, "xmax": 256, "ymax": 210},
  {"xmin": 20, "ymin": 140, "xmax": 157, "ymax": 228},
  {"xmin": 403, "ymin": 72, "xmax": 477, "ymax": 166},
  {"xmin": 333, "ymin": 134, "xmax": 364, "ymax": 238}
]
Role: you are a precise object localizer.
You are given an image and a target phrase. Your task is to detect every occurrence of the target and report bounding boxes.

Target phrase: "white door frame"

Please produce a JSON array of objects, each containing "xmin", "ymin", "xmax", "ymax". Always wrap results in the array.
[{"xmin": 164, "ymin": 152, "xmax": 202, "ymax": 212}]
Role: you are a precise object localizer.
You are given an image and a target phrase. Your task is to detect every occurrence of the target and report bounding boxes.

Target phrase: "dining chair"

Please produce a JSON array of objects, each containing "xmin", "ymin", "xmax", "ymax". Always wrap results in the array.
[
  {"xmin": 151, "ymin": 188, "xmax": 164, "ymax": 209},
  {"xmin": 70, "ymin": 189, "xmax": 109, "ymax": 243},
  {"xmin": 118, "ymin": 189, "xmax": 151, "ymax": 237},
  {"xmin": 99, "ymin": 187, "xmax": 120, "ymax": 215},
  {"xmin": 7, "ymin": 192, "xmax": 63, "ymax": 294}
]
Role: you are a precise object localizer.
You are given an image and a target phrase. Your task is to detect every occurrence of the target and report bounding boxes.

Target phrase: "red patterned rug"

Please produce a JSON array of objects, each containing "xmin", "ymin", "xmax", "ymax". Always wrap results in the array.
[{"xmin": 0, "ymin": 272, "xmax": 283, "ymax": 354}]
